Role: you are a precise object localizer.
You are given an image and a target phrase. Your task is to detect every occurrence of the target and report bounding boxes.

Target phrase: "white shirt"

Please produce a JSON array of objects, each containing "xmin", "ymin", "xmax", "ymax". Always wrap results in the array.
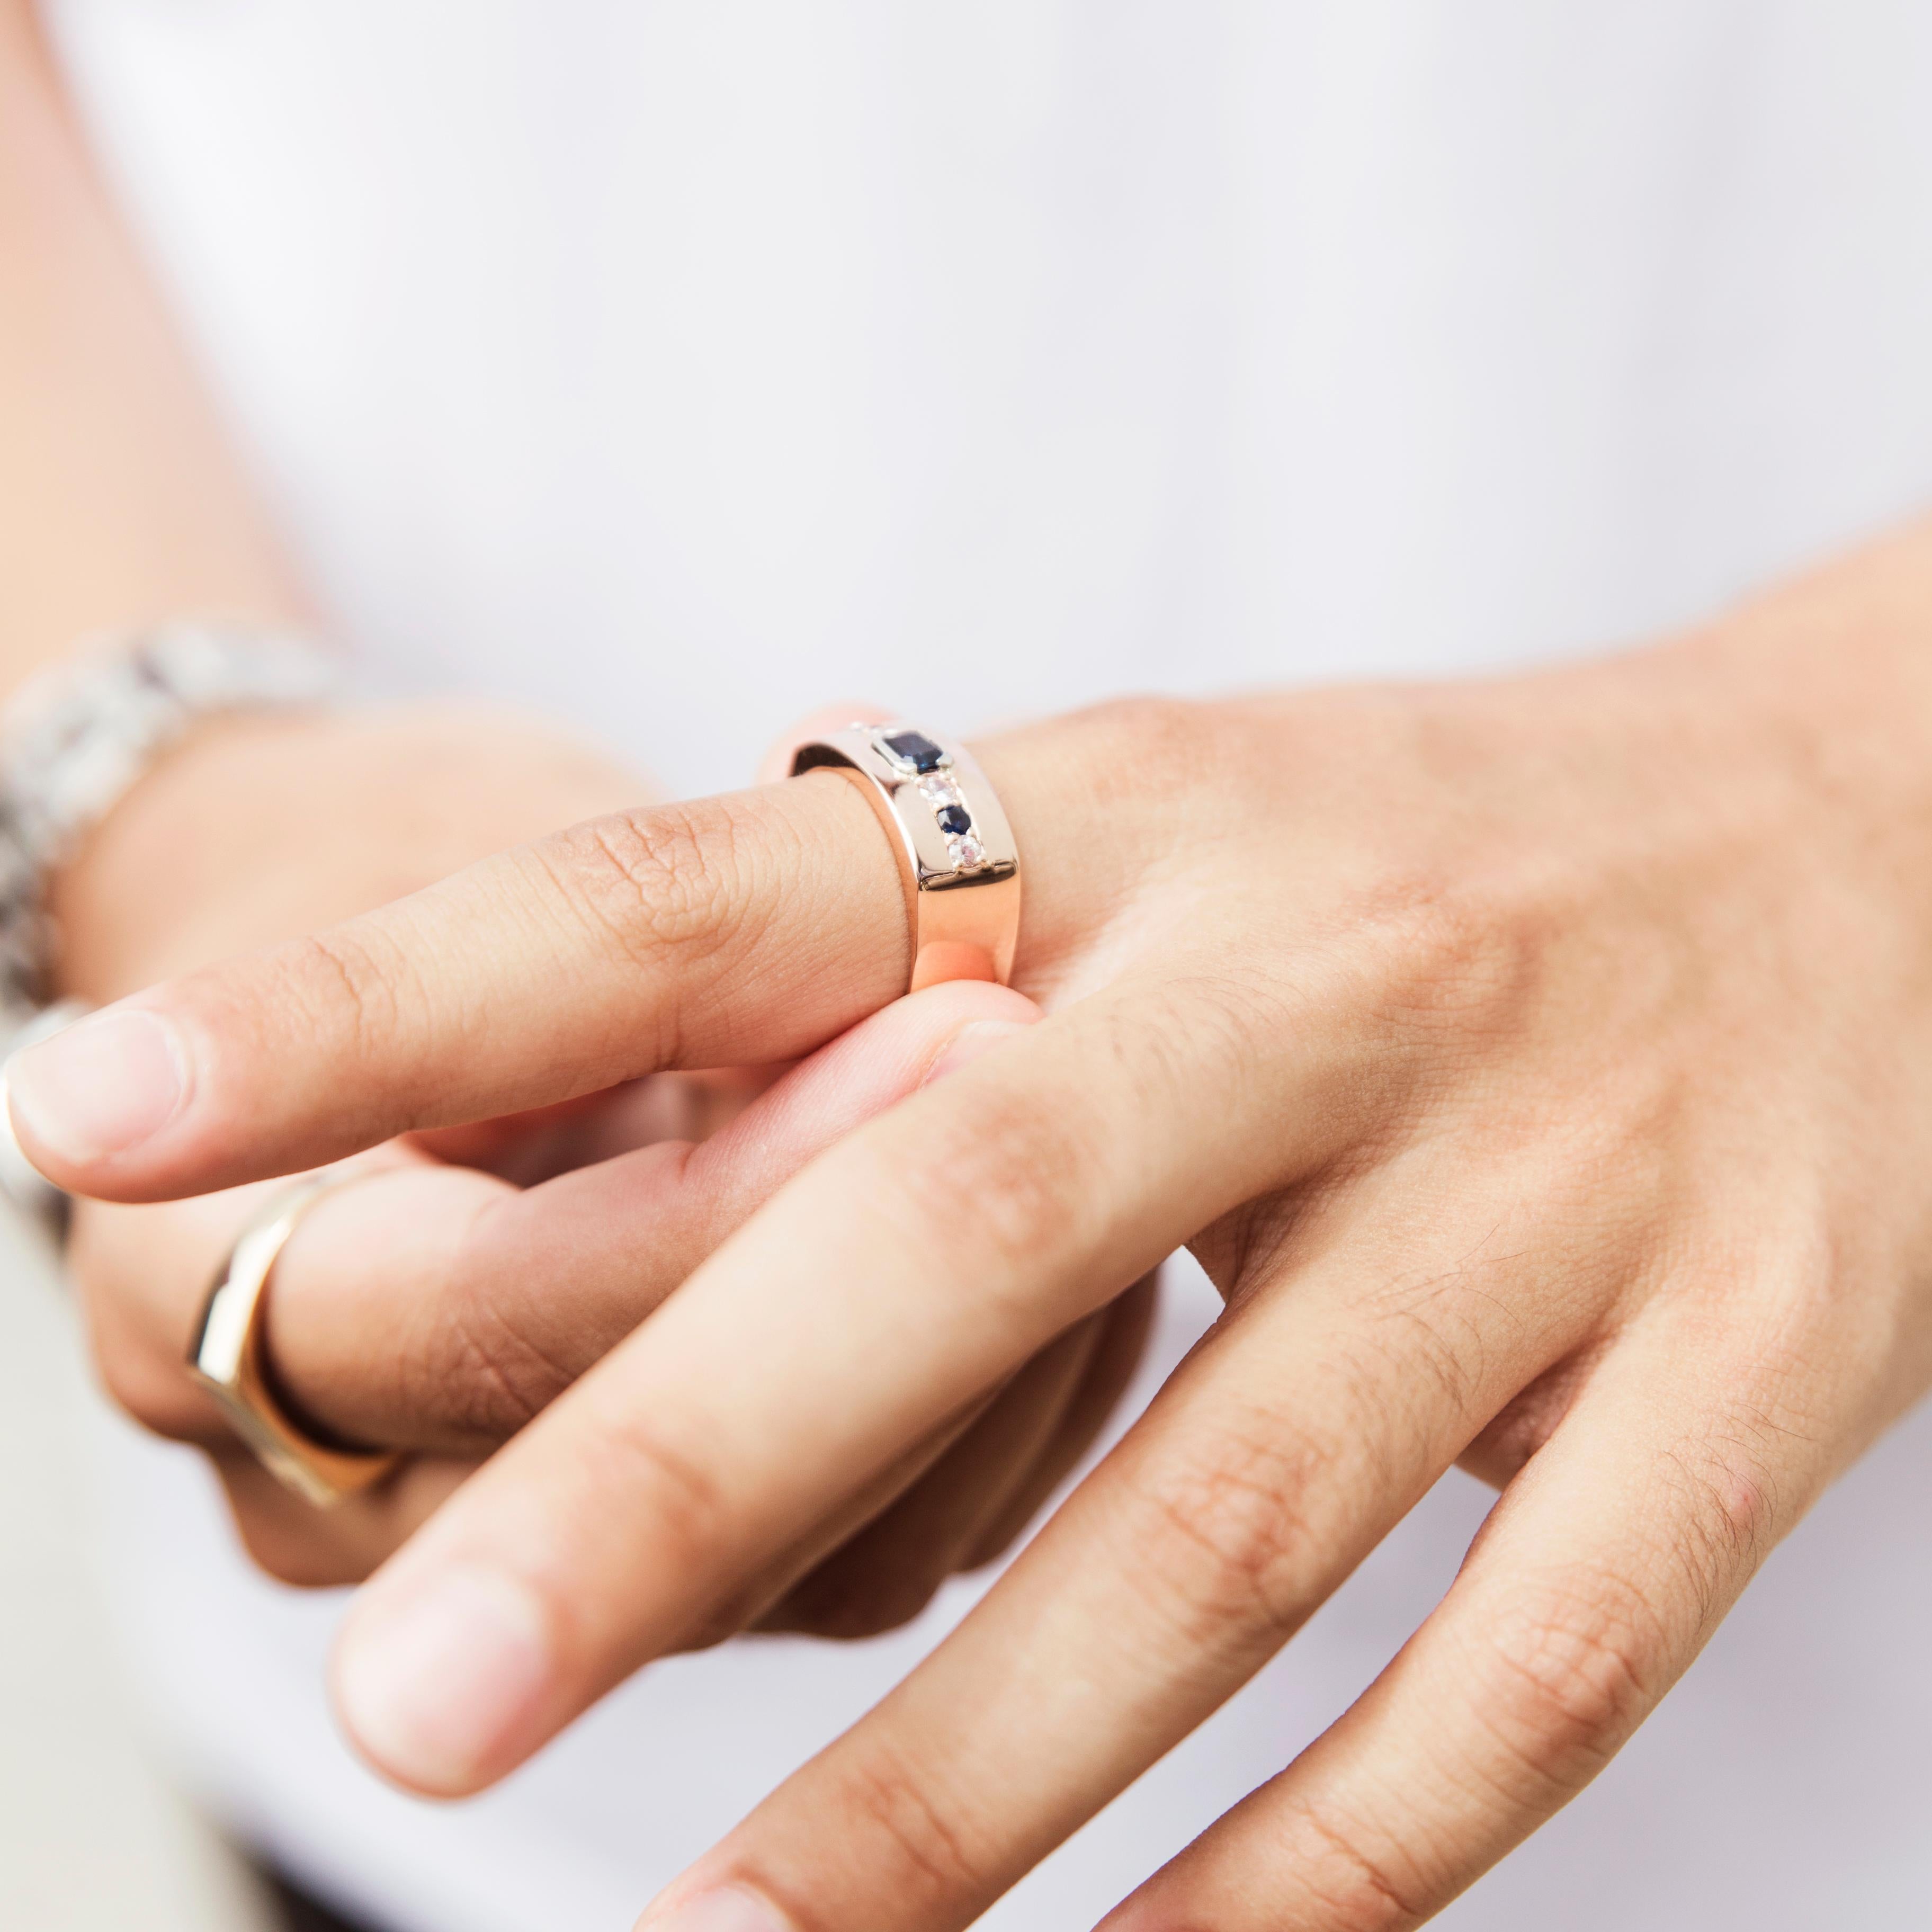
[{"xmin": 42, "ymin": 5, "xmax": 1932, "ymax": 1927}]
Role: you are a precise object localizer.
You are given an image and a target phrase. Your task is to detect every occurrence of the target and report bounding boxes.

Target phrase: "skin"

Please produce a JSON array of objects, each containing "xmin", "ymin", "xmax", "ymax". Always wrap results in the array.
[
  {"xmin": 8, "ymin": 5, "xmax": 1932, "ymax": 1927},
  {"xmin": 59, "ymin": 701, "xmax": 1147, "ymax": 1611},
  {"xmin": 15, "ymin": 524, "xmax": 1932, "ymax": 1932},
  {"xmin": 0, "ymin": 0, "xmax": 298, "ymax": 682},
  {"xmin": 0, "ymin": 2, "xmax": 1144, "ymax": 1636}
]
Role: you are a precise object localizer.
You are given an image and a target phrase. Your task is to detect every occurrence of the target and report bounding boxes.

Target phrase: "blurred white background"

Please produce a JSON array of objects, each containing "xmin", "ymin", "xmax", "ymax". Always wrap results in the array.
[{"xmin": 0, "ymin": 1215, "xmax": 267, "ymax": 1932}]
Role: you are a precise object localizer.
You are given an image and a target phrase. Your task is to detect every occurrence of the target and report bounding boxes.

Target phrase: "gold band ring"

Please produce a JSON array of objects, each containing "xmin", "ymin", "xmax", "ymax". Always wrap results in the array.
[
  {"xmin": 791, "ymin": 723, "xmax": 1022, "ymax": 991},
  {"xmin": 187, "ymin": 1169, "xmax": 401, "ymax": 1508}
]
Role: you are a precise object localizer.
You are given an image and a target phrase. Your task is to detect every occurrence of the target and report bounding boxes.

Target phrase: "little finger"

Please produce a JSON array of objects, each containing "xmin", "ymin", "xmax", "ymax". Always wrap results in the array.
[{"xmin": 1101, "ymin": 1317, "xmax": 1832, "ymax": 1931}]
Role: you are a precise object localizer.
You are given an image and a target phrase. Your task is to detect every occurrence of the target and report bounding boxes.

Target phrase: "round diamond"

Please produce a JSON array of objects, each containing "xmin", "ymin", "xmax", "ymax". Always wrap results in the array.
[
  {"xmin": 951, "ymin": 833, "xmax": 986, "ymax": 870},
  {"xmin": 918, "ymin": 773, "xmax": 961, "ymax": 807}
]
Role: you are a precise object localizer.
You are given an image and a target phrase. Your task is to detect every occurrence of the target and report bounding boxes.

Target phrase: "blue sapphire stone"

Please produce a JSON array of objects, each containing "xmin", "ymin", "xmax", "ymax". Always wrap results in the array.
[
  {"xmin": 936, "ymin": 803, "xmax": 972, "ymax": 837},
  {"xmin": 882, "ymin": 728, "xmax": 946, "ymax": 772}
]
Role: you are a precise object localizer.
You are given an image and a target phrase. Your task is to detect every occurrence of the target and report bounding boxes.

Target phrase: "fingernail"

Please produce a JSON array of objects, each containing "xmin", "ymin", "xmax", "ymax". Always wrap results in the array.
[
  {"xmin": 5, "ymin": 1007, "xmax": 189, "ymax": 1168},
  {"xmin": 921, "ymin": 1018, "xmax": 1034, "ymax": 1088},
  {"xmin": 638, "ymin": 1887, "xmax": 794, "ymax": 1932},
  {"xmin": 333, "ymin": 1565, "xmax": 552, "ymax": 1793}
]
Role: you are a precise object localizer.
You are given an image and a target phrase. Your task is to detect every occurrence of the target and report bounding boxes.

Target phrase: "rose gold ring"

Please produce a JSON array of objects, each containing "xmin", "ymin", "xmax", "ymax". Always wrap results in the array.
[
  {"xmin": 187, "ymin": 1169, "xmax": 401, "ymax": 1508},
  {"xmin": 791, "ymin": 723, "xmax": 1021, "ymax": 991}
]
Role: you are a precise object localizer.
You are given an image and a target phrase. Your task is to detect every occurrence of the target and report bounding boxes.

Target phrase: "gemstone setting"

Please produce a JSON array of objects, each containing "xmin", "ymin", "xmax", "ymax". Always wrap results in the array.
[
  {"xmin": 879, "ymin": 728, "xmax": 947, "ymax": 773},
  {"xmin": 873, "ymin": 726, "xmax": 996, "ymax": 874}
]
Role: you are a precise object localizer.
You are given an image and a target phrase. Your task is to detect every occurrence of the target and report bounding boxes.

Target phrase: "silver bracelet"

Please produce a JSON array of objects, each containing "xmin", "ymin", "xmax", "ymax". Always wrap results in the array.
[{"xmin": 0, "ymin": 620, "xmax": 342, "ymax": 1233}]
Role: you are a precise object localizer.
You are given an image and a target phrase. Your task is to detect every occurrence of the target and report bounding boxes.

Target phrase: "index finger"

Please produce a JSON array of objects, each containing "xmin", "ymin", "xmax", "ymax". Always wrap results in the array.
[
  {"xmin": 322, "ymin": 967, "xmax": 1381, "ymax": 1796},
  {"xmin": 6, "ymin": 774, "xmax": 907, "ymax": 1201}
]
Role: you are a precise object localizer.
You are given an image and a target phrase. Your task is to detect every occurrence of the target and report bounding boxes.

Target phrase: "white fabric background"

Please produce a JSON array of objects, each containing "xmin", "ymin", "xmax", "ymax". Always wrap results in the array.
[{"xmin": 36, "ymin": 3, "xmax": 1932, "ymax": 1926}]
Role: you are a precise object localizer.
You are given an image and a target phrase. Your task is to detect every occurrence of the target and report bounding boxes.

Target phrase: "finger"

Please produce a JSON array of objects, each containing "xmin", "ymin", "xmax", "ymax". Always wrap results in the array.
[
  {"xmin": 701, "ymin": 1279, "xmax": 1150, "ymax": 1645},
  {"xmin": 759, "ymin": 1271, "xmax": 1156, "ymax": 1638},
  {"xmin": 405, "ymin": 1080, "xmax": 693, "ymax": 1178},
  {"xmin": 695, "ymin": 1387, "xmax": 1018, "ymax": 1651},
  {"xmin": 324, "ymin": 974, "xmax": 1314, "ymax": 1793},
  {"xmin": 223, "ymin": 1347, "xmax": 993, "ymax": 1602},
  {"xmin": 208, "ymin": 1445, "xmax": 476, "ymax": 1590},
  {"xmin": 961, "ymin": 1268, "xmax": 1158, "ymax": 1569},
  {"xmin": 7, "ymin": 772, "xmax": 910, "ymax": 1200},
  {"xmin": 1102, "ymin": 1323, "xmax": 1822, "ymax": 1932},
  {"xmin": 319, "ymin": 1009, "xmax": 1480, "ymax": 1800},
  {"xmin": 287, "ymin": 978, "xmax": 1043, "ymax": 1452},
  {"xmin": 10, "ymin": 691, "xmax": 1184, "ymax": 1205},
  {"xmin": 67, "ymin": 1147, "xmax": 432, "ymax": 1451},
  {"xmin": 80, "ymin": 979, "xmax": 1045, "ymax": 1459},
  {"xmin": 411, "ymin": 1066, "xmax": 791, "ymax": 1187},
  {"xmin": 85, "ymin": 981, "xmax": 1044, "ymax": 1592},
  {"xmin": 755, "ymin": 1309, "xmax": 1108, "ymax": 1639},
  {"xmin": 625, "ymin": 1180, "xmax": 1620, "ymax": 1932},
  {"xmin": 73, "ymin": 1161, "xmax": 491, "ymax": 1590}
]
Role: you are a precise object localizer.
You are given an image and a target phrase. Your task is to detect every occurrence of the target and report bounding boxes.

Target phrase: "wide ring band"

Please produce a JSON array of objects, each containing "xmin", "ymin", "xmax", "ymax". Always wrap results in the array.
[
  {"xmin": 791, "ymin": 723, "xmax": 1021, "ymax": 990},
  {"xmin": 186, "ymin": 1169, "xmax": 401, "ymax": 1508}
]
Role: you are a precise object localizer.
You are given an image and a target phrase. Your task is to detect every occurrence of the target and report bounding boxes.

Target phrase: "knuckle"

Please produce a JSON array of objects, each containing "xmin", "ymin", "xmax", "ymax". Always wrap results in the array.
[
  {"xmin": 429, "ymin": 1302, "xmax": 576, "ymax": 1438},
  {"xmin": 291, "ymin": 927, "xmax": 409, "ymax": 1050},
  {"xmin": 425, "ymin": 1203, "xmax": 578, "ymax": 1437},
  {"xmin": 178, "ymin": 926, "xmax": 404, "ymax": 1079},
  {"xmin": 242, "ymin": 923, "xmax": 434, "ymax": 1083},
  {"xmin": 1062, "ymin": 696, "xmax": 1226, "ymax": 842},
  {"xmin": 1283, "ymin": 1799, "xmax": 1430, "ymax": 1932},
  {"xmin": 1131, "ymin": 1408, "xmax": 1333, "ymax": 1654},
  {"xmin": 888, "ymin": 1086, "xmax": 1109, "ymax": 1295},
  {"xmin": 538, "ymin": 800, "xmax": 748, "ymax": 972},
  {"xmin": 888, "ymin": 979, "xmax": 1275, "ymax": 1294},
  {"xmin": 1081, "ymin": 693, "xmax": 1215, "ymax": 775},
  {"xmin": 1139, "ymin": 961, "xmax": 1295, "ymax": 1089},
  {"xmin": 826, "ymin": 1740, "xmax": 994, "ymax": 1911},
  {"xmin": 1353, "ymin": 866, "xmax": 1546, "ymax": 1048},
  {"xmin": 1476, "ymin": 1573, "xmax": 1661, "ymax": 1788},
  {"xmin": 1658, "ymin": 1422, "xmax": 1793, "ymax": 1611},
  {"xmin": 1345, "ymin": 1265, "xmax": 1506, "ymax": 1441},
  {"xmin": 581, "ymin": 1408, "xmax": 736, "ymax": 1588}
]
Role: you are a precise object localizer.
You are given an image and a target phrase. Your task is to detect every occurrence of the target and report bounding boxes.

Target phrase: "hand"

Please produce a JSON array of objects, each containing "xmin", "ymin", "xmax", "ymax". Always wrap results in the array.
[
  {"xmin": 52, "ymin": 704, "xmax": 1146, "ymax": 1620},
  {"xmin": 19, "ymin": 528, "xmax": 1932, "ymax": 1928}
]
